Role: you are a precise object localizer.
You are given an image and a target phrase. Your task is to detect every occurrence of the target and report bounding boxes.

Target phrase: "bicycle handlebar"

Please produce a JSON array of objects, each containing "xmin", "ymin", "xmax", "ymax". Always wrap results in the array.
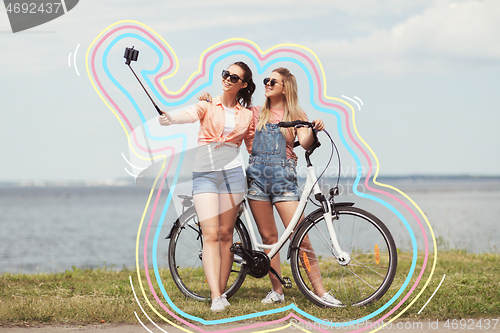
[
  {"xmin": 278, "ymin": 120, "xmax": 319, "ymax": 167},
  {"xmin": 278, "ymin": 120, "xmax": 313, "ymax": 128},
  {"xmin": 279, "ymin": 120, "xmax": 342, "ymax": 199}
]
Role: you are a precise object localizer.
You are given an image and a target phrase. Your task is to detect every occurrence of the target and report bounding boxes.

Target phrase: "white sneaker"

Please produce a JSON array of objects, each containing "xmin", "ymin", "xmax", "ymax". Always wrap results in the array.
[
  {"xmin": 261, "ymin": 290, "xmax": 285, "ymax": 304},
  {"xmin": 210, "ymin": 296, "xmax": 226, "ymax": 312},
  {"xmin": 221, "ymin": 293, "xmax": 230, "ymax": 307},
  {"xmin": 321, "ymin": 292, "xmax": 342, "ymax": 305}
]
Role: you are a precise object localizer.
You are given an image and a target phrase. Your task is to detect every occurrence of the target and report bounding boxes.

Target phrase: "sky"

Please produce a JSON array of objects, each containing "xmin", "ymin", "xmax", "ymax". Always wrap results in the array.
[{"xmin": 1, "ymin": 0, "xmax": 499, "ymax": 182}]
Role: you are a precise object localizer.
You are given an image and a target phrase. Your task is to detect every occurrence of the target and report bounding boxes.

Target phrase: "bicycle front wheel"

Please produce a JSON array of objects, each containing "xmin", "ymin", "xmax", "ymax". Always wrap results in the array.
[
  {"xmin": 290, "ymin": 206, "xmax": 397, "ymax": 307},
  {"xmin": 168, "ymin": 207, "xmax": 249, "ymax": 301}
]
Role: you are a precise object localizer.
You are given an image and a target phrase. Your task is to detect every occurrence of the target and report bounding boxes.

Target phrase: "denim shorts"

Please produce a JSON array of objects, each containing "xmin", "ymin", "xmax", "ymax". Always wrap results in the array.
[
  {"xmin": 246, "ymin": 156, "xmax": 300, "ymax": 204},
  {"xmin": 192, "ymin": 167, "xmax": 245, "ymax": 195}
]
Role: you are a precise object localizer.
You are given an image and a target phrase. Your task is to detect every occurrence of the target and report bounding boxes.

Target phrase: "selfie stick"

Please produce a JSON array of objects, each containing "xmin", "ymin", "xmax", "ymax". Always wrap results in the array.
[{"xmin": 124, "ymin": 46, "xmax": 164, "ymax": 115}]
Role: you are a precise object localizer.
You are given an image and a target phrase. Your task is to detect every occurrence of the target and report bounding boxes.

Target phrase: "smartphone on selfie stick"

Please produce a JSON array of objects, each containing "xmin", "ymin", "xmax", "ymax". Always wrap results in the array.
[{"xmin": 124, "ymin": 46, "xmax": 164, "ymax": 115}]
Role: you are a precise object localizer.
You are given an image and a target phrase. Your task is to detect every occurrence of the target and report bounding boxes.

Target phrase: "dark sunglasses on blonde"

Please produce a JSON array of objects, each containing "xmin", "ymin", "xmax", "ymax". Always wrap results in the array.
[{"xmin": 263, "ymin": 77, "xmax": 282, "ymax": 86}]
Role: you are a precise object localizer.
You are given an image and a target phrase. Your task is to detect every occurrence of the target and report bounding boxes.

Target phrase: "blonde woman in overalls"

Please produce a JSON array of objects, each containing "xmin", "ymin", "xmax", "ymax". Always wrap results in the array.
[{"xmin": 246, "ymin": 67, "xmax": 341, "ymax": 305}]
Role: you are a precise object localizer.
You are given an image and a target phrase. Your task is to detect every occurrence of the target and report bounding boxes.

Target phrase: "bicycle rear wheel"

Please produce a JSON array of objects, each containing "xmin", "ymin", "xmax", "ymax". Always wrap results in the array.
[
  {"xmin": 167, "ymin": 207, "xmax": 249, "ymax": 301},
  {"xmin": 290, "ymin": 206, "xmax": 397, "ymax": 307}
]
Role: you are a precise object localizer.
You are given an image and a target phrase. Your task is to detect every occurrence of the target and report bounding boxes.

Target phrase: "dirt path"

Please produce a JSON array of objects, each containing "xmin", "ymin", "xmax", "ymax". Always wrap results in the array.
[{"xmin": 1, "ymin": 320, "xmax": 499, "ymax": 333}]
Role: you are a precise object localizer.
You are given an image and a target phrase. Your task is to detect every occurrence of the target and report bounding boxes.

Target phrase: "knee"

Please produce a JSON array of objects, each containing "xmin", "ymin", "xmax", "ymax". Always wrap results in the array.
[
  {"xmin": 203, "ymin": 230, "xmax": 220, "ymax": 244},
  {"xmin": 219, "ymin": 227, "xmax": 233, "ymax": 243}
]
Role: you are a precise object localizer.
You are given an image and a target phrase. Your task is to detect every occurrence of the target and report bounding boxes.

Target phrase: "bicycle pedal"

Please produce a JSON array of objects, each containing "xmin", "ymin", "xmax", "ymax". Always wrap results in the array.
[
  {"xmin": 230, "ymin": 242, "xmax": 242, "ymax": 253},
  {"xmin": 283, "ymin": 276, "xmax": 292, "ymax": 289}
]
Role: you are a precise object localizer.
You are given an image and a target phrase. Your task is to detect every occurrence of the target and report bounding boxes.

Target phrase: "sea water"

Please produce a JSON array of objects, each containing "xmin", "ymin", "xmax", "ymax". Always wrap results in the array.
[{"xmin": 0, "ymin": 176, "xmax": 499, "ymax": 273}]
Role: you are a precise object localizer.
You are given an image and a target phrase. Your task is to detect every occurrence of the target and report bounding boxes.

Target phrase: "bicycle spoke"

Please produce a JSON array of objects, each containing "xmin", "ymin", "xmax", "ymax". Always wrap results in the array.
[
  {"xmin": 290, "ymin": 206, "xmax": 397, "ymax": 307},
  {"xmin": 168, "ymin": 210, "xmax": 248, "ymax": 301},
  {"xmin": 311, "ymin": 223, "xmax": 338, "ymax": 256},
  {"xmin": 345, "ymin": 265, "xmax": 378, "ymax": 291},
  {"xmin": 351, "ymin": 258, "xmax": 389, "ymax": 277}
]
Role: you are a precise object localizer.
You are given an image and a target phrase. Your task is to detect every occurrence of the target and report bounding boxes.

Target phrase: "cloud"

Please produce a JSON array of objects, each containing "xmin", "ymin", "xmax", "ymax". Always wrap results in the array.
[
  {"xmin": 0, "ymin": 0, "xmax": 320, "ymax": 78},
  {"xmin": 311, "ymin": 0, "xmax": 500, "ymax": 75},
  {"xmin": 2, "ymin": 0, "xmax": 499, "ymax": 78}
]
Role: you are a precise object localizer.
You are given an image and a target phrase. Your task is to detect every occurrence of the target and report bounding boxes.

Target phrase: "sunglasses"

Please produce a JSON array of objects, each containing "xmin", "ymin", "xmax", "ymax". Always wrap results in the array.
[
  {"xmin": 263, "ymin": 77, "xmax": 283, "ymax": 87},
  {"xmin": 221, "ymin": 70, "xmax": 243, "ymax": 83}
]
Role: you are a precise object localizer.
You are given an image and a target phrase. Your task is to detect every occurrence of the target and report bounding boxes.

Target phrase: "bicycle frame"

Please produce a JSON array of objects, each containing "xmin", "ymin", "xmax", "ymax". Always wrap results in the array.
[
  {"xmin": 240, "ymin": 164, "xmax": 347, "ymax": 261},
  {"xmin": 167, "ymin": 121, "xmax": 397, "ymax": 306}
]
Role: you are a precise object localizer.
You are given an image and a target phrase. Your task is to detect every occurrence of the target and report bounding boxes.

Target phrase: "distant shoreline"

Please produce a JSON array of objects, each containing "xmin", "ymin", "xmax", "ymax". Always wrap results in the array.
[{"xmin": 1, "ymin": 174, "xmax": 499, "ymax": 188}]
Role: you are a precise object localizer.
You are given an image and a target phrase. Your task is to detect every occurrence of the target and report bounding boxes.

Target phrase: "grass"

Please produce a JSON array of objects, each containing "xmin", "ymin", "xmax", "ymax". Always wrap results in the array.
[{"xmin": 1, "ymin": 251, "xmax": 499, "ymax": 327}]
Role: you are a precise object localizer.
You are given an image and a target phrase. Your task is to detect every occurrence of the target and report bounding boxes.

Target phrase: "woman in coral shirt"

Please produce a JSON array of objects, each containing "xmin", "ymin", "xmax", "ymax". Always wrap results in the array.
[{"xmin": 159, "ymin": 62, "xmax": 255, "ymax": 312}]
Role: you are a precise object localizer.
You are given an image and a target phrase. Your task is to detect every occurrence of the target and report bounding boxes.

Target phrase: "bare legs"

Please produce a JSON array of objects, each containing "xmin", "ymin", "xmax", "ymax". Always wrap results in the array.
[
  {"xmin": 193, "ymin": 193, "xmax": 243, "ymax": 300},
  {"xmin": 248, "ymin": 199, "xmax": 328, "ymax": 297},
  {"xmin": 248, "ymin": 199, "xmax": 283, "ymax": 293}
]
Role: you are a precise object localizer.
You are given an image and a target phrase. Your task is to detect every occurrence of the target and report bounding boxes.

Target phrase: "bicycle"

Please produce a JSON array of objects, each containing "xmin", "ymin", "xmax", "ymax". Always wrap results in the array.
[{"xmin": 166, "ymin": 121, "xmax": 397, "ymax": 308}]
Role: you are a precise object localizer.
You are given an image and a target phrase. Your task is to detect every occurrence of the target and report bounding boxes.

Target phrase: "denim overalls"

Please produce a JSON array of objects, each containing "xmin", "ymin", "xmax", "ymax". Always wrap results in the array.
[{"xmin": 246, "ymin": 123, "xmax": 300, "ymax": 203}]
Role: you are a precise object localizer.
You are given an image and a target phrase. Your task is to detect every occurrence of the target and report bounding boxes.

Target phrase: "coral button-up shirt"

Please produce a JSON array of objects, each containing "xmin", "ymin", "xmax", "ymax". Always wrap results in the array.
[{"xmin": 185, "ymin": 95, "xmax": 255, "ymax": 154}]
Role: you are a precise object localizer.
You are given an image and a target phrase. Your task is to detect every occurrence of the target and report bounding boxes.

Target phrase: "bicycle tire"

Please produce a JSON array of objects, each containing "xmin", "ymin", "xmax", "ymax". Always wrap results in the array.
[
  {"xmin": 290, "ymin": 206, "xmax": 397, "ymax": 307},
  {"xmin": 167, "ymin": 207, "xmax": 250, "ymax": 301}
]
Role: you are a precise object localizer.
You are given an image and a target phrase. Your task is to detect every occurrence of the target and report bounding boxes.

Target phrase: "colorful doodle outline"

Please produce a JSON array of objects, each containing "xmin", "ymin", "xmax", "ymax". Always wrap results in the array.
[{"xmin": 85, "ymin": 20, "xmax": 438, "ymax": 332}]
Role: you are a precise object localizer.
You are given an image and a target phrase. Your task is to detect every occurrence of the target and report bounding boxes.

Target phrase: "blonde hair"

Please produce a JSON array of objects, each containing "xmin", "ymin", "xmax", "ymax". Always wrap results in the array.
[{"xmin": 257, "ymin": 67, "xmax": 306, "ymax": 140}]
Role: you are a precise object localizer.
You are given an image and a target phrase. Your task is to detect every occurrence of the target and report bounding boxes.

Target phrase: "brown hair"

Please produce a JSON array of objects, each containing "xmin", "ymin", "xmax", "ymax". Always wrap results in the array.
[{"xmin": 232, "ymin": 61, "xmax": 255, "ymax": 108}]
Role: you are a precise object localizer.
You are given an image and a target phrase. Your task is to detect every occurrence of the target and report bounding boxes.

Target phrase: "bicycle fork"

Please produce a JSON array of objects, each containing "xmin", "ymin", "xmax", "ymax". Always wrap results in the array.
[{"xmin": 309, "ymin": 168, "xmax": 351, "ymax": 266}]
